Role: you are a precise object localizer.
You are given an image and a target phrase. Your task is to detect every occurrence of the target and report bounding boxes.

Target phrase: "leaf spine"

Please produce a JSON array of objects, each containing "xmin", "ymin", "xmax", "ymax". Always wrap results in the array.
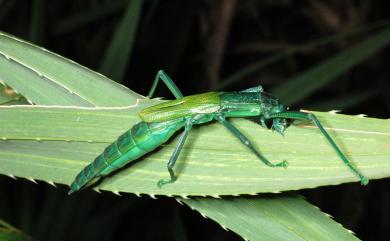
[
  {"xmin": 220, "ymin": 225, "xmax": 228, "ymax": 231},
  {"xmin": 7, "ymin": 174, "xmax": 17, "ymax": 179},
  {"xmin": 27, "ymin": 177, "xmax": 37, "ymax": 184},
  {"xmin": 46, "ymin": 180, "xmax": 57, "ymax": 187},
  {"xmin": 93, "ymin": 187, "xmax": 101, "ymax": 193},
  {"xmin": 328, "ymin": 110, "xmax": 341, "ymax": 114},
  {"xmin": 180, "ymin": 194, "xmax": 189, "ymax": 199},
  {"xmin": 112, "ymin": 190, "xmax": 121, "ymax": 196}
]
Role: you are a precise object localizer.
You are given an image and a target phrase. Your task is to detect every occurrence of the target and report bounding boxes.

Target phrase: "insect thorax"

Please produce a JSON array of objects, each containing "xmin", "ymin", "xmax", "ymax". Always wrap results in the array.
[{"xmin": 219, "ymin": 92, "xmax": 262, "ymax": 117}]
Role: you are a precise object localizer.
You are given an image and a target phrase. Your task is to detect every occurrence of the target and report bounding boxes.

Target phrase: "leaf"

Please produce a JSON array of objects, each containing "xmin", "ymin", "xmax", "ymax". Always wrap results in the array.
[
  {"xmin": 0, "ymin": 105, "xmax": 388, "ymax": 196},
  {"xmin": 306, "ymin": 89, "xmax": 378, "ymax": 111},
  {"xmin": 181, "ymin": 195, "xmax": 359, "ymax": 241},
  {"xmin": 272, "ymin": 26, "xmax": 390, "ymax": 105},
  {"xmin": 53, "ymin": 1, "xmax": 128, "ymax": 36},
  {"xmin": 29, "ymin": 0, "xmax": 44, "ymax": 44},
  {"xmin": 0, "ymin": 31, "xmax": 142, "ymax": 107},
  {"xmin": 0, "ymin": 30, "xmax": 376, "ymax": 240},
  {"xmin": 99, "ymin": 0, "xmax": 144, "ymax": 82},
  {"xmin": 217, "ymin": 20, "xmax": 390, "ymax": 91},
  {"xmin": 0, "ymin": 219, "xmax": 35, "ymax": 241}
]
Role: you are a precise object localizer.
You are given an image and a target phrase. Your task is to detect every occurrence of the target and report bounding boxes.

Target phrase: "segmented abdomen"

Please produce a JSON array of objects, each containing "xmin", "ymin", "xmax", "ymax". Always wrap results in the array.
[{"xmin": 69, "ymin": 120, "xmax": 184, "ymax": 193}]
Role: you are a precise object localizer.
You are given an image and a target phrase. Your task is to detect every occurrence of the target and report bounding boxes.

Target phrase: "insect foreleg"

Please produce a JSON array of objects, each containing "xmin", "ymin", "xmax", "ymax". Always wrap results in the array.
[
  {"xmin": 157, "ymin": 118, "xmax": 193, "ymax": 188},
  {"xmin": 268, "ymin": 111, "xmax": 369, "ymax": 185},
  {"xmin": 147, "ymin": 70, "xmax": 184, "ymax": 99},
  {"xmin": 216, "ymin": 115, "xmax": 288, "ymax": 168}
]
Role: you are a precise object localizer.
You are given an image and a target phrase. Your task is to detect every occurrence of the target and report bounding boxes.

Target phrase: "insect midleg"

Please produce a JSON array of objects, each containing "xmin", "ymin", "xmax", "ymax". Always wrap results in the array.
[
  {"xmin": 157, "ymin": 118, "xmax": 193, "ymax": 188},
  {"xmin": 147, "ymin": 70, "xmax": 184, "ymax": 99},
  {"xmin": 269, "ymin": 111, "xmax": 369, "ymax": 185},
  {"xmin": 215, "ymin": 115, "xmax": 288, "ymax": 168}
]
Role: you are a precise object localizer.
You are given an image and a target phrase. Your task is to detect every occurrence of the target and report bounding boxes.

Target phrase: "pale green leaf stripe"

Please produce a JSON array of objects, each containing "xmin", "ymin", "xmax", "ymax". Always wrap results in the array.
[
  {"xmin": 272, "ymin": 26, "xmax": 390, "ymax": 105},
  {"xmin": 181, "ymin": 195, "xmax": 359, "ymax": 241},
  {"xmin": 99, "ymin": 0, "xmax": 143, "ymax": 82},
  {"xmin": 0, "ymin": 31, "xmax": 142, "ymax": 107},
  {"xmin": 0, "ymin": 105, "xmax": 388, "ymax": 196}
]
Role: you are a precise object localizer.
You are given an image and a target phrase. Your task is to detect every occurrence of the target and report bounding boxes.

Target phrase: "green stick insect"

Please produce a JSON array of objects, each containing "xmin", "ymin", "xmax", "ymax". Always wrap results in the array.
[{"xmin": 68, "ymin": 70, "xmax": 368, "ymax": 194}]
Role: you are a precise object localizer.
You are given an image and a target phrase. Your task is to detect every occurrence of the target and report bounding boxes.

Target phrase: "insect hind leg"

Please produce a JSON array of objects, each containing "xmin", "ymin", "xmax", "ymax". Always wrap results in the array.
[
  {"xmin": 147, "ymin": 70, "xmax": 184, "ymax": 99},
  {"xmin": 268, "ymin": 111, "xmax": 369, "ymax": 185}
]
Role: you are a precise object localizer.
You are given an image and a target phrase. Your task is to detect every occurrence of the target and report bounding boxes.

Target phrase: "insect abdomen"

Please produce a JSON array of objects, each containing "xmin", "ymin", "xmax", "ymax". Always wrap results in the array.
[{"xmin": 69, "ymin": 120, "xmax": 184, "ymax": 194}]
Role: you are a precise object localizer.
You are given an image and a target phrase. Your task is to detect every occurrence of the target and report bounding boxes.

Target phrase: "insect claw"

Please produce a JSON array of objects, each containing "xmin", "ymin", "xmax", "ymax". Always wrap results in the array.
[
  {"xmin": 360, "ymin": 176, "xmax": 369, "ymax": 185},
  {"xmin": 157, "ymin": 177, "xmax": 176, "ymax": 188},
  {"xmin": 157, "ymin": 179, "xmax": 167, "ymax": 188},
  {"xmin": 277, "ymin": 160, "xmax": 288, "ymax": 168}
]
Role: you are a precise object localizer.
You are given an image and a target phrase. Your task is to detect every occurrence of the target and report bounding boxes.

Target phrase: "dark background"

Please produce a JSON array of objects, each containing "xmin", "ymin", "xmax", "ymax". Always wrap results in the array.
[{"xmin": 0, "ymin": 1, "xmax": 389, "ymax": 240}]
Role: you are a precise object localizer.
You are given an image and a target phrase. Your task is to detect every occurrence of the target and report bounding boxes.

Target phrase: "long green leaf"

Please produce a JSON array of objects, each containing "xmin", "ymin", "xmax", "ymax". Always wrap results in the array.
[
  {"xmin": 0, "ymin": 31, "xmax": 142, "ymax": 107},
  {"xmin": 306, "ymin": 89, "xmax": 378, "ymax": 111},
  {"xmin": 99, "ymin": 0, "xmax": 143, "ymax": 82},
  {"xmin": 53, "ymin": 1, "xmax": 128, "ymax": 36},
  {"xmin": 272, "ymin": 26, "xmax": 390, "ymax": 105},
  {"xmin": 0, "ymin": 31, "xmax": 376, "ymax": 240},
  {"xmin": 217, "ymin": 20, "xmax": 390, "ymax": 91},
  {"xmin": 0, "ymin": 105, "xmax": 388, "ymax": 196},
  {"xmin": 181, "ymin": 195, "xmax": 359, "ymax": 241},
  {"xmin": 0, "ymin": 219, "xmax": 35, "ymax": 241}
]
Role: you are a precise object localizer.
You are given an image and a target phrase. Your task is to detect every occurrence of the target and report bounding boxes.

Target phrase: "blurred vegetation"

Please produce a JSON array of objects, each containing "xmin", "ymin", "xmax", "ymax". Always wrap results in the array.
[{"xmin": 0, "ymin": 0, "xmax": 389, "ymax": 240}]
